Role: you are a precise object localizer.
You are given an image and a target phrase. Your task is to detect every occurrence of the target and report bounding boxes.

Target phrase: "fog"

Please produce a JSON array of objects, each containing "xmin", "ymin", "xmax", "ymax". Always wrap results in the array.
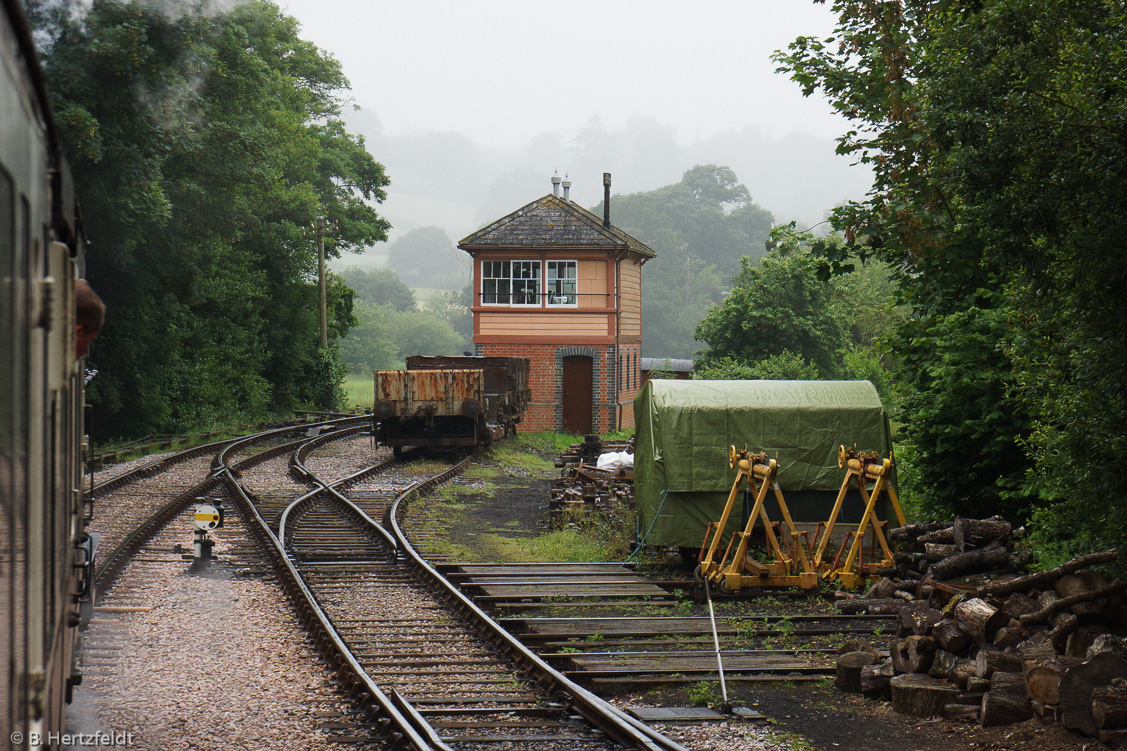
[{"xmin": 273, "ymin": 0, "xmax": 869, "ymax": 267}]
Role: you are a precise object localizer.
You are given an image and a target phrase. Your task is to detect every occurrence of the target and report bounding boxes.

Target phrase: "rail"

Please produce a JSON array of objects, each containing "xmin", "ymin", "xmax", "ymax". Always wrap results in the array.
[{"xmin": 390, "ymin": 476, "xmax": 690, "ymax": 751}]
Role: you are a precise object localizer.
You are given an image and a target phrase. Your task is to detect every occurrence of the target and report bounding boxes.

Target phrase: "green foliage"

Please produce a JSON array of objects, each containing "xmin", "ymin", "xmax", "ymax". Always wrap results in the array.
[
  {"xmin": 35, "ymin": 0, "xmax": 389, "ymax": 437},
  {"xmin": 688, "ymin": 681, "xmax": 718, "ymax": 707},
  {"xmin": 386, "ymin": 226, "xmax": 467, "ymax": 288},
  {"xmin": 424, "ymin": 282, "xmax": 473, "ymax": 351},
  {"xmin": 774, "ymin": 0, "xmax": 1127, "ymax": 562},
  {"xmin": 594, "ymin": 165, "xmax": 774, "ymax": 358},
  {"xmin": 339, "ymin": 301, "xmax": 464, "ymax": 373},
  {"xmin": 693, "ymin": 242, "xmax": 849, "ymax": 379},
  {"xmin": 307, "ymin": 345, "xmax": 348, "ymax": 411},
  {"xmin": 337, "ymin": 267, "xmax": 417, "ymax": 312}
]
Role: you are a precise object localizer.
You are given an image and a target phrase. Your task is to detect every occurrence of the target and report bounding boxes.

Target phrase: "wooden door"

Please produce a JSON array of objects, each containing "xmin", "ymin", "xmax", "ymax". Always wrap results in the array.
[{"xmin": 561, "ymin": 356, "xmax": 593, "ymax": 434}]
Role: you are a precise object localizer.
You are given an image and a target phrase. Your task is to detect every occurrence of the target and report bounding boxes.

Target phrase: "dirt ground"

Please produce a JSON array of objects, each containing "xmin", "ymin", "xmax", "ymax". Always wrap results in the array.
[{"xmin": 417, "ymin": 448, "xmax": 1101, "ymax": 751}]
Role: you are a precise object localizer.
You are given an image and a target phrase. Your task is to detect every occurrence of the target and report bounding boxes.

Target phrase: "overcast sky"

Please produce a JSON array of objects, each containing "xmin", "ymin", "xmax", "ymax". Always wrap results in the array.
[{"xmin": 279, "ymin": 0, "xmax": 847, "ymax": 146}]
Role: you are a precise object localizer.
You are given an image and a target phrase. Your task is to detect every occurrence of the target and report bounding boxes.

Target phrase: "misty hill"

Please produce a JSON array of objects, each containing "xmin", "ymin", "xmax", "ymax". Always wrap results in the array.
[{"xmin": 336, "ymin": 108, "xmax": 870, "ymax": 266}]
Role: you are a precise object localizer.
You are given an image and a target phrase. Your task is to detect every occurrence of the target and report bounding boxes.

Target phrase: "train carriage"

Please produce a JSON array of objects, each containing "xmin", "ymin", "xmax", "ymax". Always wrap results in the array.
[
  {"xmin": 373, "ymin": 356, "xmax": 530, "ymax": 452},
  {"xmin": 2, "ymin": 0, "xmax": 93, "ymax": 745}
]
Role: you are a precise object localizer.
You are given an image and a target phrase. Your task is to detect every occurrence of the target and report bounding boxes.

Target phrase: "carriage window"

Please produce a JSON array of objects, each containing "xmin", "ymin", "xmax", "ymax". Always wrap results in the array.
[
  {"xmin": 482, "ymin": 260, "xmax": 540, "ymax": 305},
  {"xmin": 546, "ymin": 261, "xmax": 577, "ymax": 306}
]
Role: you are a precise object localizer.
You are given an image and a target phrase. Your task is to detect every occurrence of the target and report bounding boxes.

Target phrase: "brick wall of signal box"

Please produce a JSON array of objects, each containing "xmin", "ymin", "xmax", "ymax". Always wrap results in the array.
[{"xmin": 476, "ymin": 342, "xmax": 640, "ymax": 434}]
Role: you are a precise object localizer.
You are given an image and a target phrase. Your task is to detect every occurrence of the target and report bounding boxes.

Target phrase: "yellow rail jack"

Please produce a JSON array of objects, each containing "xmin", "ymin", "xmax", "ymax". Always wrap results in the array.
[
  {"xmin": 813, "ymin": 445, "xmax": 906, "ymax": 588},
  {"xmin": 696, "ymin": 446, "xmax": 818, "ymax": 593}
]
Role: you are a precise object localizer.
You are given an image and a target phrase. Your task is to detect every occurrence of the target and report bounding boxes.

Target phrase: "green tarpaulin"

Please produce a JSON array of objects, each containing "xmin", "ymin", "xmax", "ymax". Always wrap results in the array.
[{"xmin": 633, "ymin": 380, "xmax": 892, "ymax": 549}]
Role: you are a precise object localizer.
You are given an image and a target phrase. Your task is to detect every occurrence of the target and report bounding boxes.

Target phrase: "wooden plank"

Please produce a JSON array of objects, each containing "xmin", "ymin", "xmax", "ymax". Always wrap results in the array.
[
  {"xmin": 628, "ymin": 707, "xmax": 727, "ymax": 722},
  {"xmin": 567, "ymin": 653, "xmax": 819, "ymax": 672},
  {"xmin": 475, "ymin": 583, "xmax": 668, "ymax": 598}
]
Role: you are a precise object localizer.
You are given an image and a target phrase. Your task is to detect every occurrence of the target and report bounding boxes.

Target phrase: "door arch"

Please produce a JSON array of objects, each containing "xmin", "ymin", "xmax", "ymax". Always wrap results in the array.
[{"xmin": 561, "ymin": 355, "xmax": 593, "ymax": 434}]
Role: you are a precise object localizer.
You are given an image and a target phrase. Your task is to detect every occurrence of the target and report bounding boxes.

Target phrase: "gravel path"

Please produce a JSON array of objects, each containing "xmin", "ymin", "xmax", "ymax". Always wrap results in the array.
[{"xmin": 70, "ymin": 502, "xmax": 385, "ymax": 751}]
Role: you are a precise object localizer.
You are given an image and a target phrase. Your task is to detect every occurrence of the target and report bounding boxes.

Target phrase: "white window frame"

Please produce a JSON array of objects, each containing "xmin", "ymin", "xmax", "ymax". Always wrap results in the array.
[
  {"xmin": 481, "ymin": 260, "xmax": 541, "ymax": 306},
  {"xmin": 545, "ymin": 260, "xmax": 578, "ymax": 307}
]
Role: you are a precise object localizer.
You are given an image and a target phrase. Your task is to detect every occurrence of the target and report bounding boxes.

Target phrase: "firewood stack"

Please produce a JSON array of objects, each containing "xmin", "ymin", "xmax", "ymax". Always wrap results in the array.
[{"xmin": 833, "ymin": 519, "xmax": 1127, "ymax": 741}]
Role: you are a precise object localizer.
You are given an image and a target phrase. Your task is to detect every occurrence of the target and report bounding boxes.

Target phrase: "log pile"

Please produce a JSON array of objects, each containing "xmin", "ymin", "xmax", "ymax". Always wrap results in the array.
[{"xmin": 834, "ymin": 521, "xmax": 1127, "ymax": 738}]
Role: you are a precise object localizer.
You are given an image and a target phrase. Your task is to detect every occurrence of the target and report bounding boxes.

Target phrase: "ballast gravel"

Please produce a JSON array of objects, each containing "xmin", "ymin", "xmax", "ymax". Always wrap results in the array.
[{"xmin": 70, "ymin": 506, "xmax": 383, "ymax": 751}]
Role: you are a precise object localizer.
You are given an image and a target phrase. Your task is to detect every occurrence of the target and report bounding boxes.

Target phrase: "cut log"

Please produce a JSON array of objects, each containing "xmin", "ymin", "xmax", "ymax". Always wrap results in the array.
[
  {"xmin": 980, "ymin": 671, "xmax": 1034, "ymax": 726},
  {"xmin": 863, "ymin": 577, "xmax": 899, "ymax": 600},
  {"xmin": 891, "ymin": 639, "xmax": 909, "ymax": 675},
  {"xmin": 1098, "ymin": 729, "xmax": 1127, "ymax": 749},
  {"xmin": 1055, "ymin": 570, "xmax": 1110, "ymax": 616},
  {"xmin": 929, "ymin": 649, "xmax": 961, "ymax": 680},
  {"xmin": 1049, "ymin": 612, "xmax": 1080, "ymax": 653},
  {"xmin": 1060, "ymin": 652, "xmax": 1127, "ymax": 736},
  {"xmin": 1031, "ymin": 700, "xmax": 1062, "ymax": 724},
  {"xmin": 953, "ymin": 659, "xmax": 979, "ymax": 689},
  {"xmin": 993, "ymin": 619, "xmax": 1027, "ymax": 650},
  {"xmin": 1093, "ymin": 685, "xmax": 1127, "ymax": 729},
  {"xmin": 836, "ymin": 638, "xmax": 880, "ymax": 659},
  {"xmin": 835, "ymin": 598, "xmax": 907, "ymax": 615},
  {"xmin": 904, "ymin": 635, "xmax": 937, "ymax": 673},
  {"xmin": 933, "ymin": 619, "xmax": 972, "ymax": 655},
  {"xmin": 977, "ymin": 549, "xmax": 1118, "ymax": 599},
  {"xmin": 1021, "ymin": 580, "xmax": 1127, "ymax": 625},
  {"xmin": 953, "ymin": 516, "xmax": 1012, "ymax": 552},
  {"xmin": 1021, "ymin": 636, "xmax": 1081, "ymax": 705},
  {"xmin": 925, "ymin": 543, "xmax": 959, "ymax": 562},
  {"xmin": 975, "ymin": 649, "xmax": 1022, "ymax": 678},
  {"xmin": 1087, "ymin": 634, "xmax": 1127, "ymax": 661},
  {"xmin": 956, "ymin": 598, "xmax": 1008, "ymax": 643},
  {"xmin": 1066, "ymin": 626, "xmax": 1112, "ymax": 659},
  {"xmin": 890, "ymin": 673, "xmax": 960, "ymax": 718},
  {"xmin": 1002, "ymin": 592, "xmax": 1040, "ymax": 620},
  {"xmin": 917, "ymin": 527, "xmax": 955, "ymax": 545},
  {"xmin": 861, "ymin": 661, "xmax": 895, "ymax": 698},
  {"xmin": 889, "ymin": 520, "xmax": 946, "ymax": 544},
  {"xmin": 966, "ymin": 676, "xmax": 990, "ymax": 693},
  {"xmin": 930, "ymin": 541, "xmax": 1012, "ymax": 581},
  {"xmin": 836, "ymin": 651, "xmax": 877, "ymax": 693},
  {"xmin": 944, "ymin": 704, "xmax": 980, "ymax": 722},
  {"xmin": 900, "ymin": 601, "xmax": 943, "ymax": 636}
]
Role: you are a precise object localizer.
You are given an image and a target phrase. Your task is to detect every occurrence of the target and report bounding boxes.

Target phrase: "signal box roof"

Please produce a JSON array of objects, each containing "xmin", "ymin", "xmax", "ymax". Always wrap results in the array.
[{"xmin": 458, "ymin": 195, "xmax": 655, "ymax": 260}]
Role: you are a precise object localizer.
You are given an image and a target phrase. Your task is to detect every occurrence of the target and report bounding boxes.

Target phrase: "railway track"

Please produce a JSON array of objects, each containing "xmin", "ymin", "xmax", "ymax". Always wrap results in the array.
[
  {"xmin": 80, "ymin": 423, "xmax": 888, "ymax": 749},
  {"xmin": 90, "ymin": 417, "xmax": 371, "ymax": 594},
  {"xmin": 399, "ymin": 508, "xmax": 898, "ymax": 691},
  {"xmin": 236, "ymin": 439, "xmax": 688, "ymax": 750}
]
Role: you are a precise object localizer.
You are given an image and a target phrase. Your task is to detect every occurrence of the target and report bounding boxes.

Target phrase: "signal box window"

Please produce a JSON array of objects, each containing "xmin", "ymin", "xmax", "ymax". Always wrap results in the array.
[
  {"xmin": 482, "ymin": 260, "xmax": 540, "ymax": 305},
  {"xmin": 546, "ymin": 261, "xmax": 577, "ymax": 306}
]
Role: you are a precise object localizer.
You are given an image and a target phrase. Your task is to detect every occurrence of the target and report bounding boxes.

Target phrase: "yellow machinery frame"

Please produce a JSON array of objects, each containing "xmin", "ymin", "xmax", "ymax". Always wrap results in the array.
[
  {"xmin": 813, "ymin": 445, "xmax": 907, "ymax": 588},
  {"xmin": 697, "ymin": 447, "xmax": 818, "ymax": 592}
]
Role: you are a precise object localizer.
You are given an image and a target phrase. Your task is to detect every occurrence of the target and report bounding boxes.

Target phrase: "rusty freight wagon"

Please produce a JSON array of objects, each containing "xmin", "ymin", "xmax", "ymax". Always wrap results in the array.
[{"xmin": 373, "ymin": 356, "xmax": 531, "ymax": 453}]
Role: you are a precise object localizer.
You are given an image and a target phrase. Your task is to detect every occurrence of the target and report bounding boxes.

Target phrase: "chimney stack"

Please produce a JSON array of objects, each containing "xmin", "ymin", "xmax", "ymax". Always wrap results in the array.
[
  {"xmin": 602, "ymin": 172, "xmax": 611, "ymax": 227},
  {"xmin": 562, "ymin": 174, "xmax": 571, "ymax": 200},
  {"xmin": 551, "ymin": 171, "xmax": 562, "ymax": 197}
]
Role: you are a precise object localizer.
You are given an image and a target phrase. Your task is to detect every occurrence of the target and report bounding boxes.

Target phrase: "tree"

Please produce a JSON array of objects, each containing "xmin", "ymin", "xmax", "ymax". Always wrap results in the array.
[
  {"xmin": 424, "ymin": 282, "xmax": 473, "ymax": 352},
  {"xmin": 32, "ymin": 0, "xmax": 389, "ymax": 436},
  {"xmin": 774, "ymin": 1, "xmax": 1127, "ymax": 556},
  {"xmin": 694, "ymin": 241, "xmax": 849, "ymax": 379},
  {"xmin": 339, "ymin": 302, "xmax": 463, "ymax": 374},
  {"xmin": 385, "ymin": 226, "xmax": 466, "ymax": 288},
  {"xmin": 594, "ymin": 165, "xmax": 774, "ymax": 358},
  {"xmin": 338, "ymin": 267, "xmax": 417, "ymax": 312}
]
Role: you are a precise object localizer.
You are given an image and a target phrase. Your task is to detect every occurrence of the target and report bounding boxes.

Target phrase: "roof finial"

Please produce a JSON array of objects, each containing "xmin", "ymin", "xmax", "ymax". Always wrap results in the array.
[
  {"xmin": 562, "ymin": 172, "xmax": 571, "ymax": 201},
  {"xmin": 551, "ymin": 170, "xmax": 562, "ymax": 197}
]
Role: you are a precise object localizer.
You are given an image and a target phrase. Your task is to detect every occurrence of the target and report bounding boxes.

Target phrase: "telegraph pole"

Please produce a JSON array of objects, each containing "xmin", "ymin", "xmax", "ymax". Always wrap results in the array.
[{"xmin": 314, "ymin": 216, "xmax": 331, "ymax": 346}]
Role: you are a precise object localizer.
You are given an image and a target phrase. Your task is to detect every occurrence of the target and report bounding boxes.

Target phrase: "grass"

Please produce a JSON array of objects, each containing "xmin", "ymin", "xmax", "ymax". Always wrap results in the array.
[{"xmin": 342, "ymin": 374, "xmax": 373, "ymax": 409}]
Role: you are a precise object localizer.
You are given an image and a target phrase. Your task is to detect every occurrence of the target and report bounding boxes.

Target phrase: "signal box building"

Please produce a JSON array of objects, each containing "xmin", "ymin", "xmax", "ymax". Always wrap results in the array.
[{"xmin": 458, "ymin": 177, "xmax": 654, "ymax": 434}]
